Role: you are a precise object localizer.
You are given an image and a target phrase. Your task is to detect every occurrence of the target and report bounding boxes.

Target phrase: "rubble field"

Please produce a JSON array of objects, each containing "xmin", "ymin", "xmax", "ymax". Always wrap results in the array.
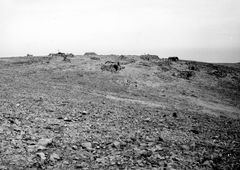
[{"xmin": 0, "ymin": 55, "xmax": 239, "ymax": 170}]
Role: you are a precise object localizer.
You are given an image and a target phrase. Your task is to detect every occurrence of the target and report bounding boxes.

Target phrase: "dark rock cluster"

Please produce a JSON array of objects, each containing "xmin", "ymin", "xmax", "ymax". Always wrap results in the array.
[{"xmin": 101, "ymin": 62, "xmax": 125, "ymax": 73}]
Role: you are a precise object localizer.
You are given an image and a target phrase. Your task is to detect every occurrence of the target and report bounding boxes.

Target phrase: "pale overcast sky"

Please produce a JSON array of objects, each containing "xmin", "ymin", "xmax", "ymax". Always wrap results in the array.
[{"xmin": 1, "ymin": 0, "xmax": 240, "ymax": 62}]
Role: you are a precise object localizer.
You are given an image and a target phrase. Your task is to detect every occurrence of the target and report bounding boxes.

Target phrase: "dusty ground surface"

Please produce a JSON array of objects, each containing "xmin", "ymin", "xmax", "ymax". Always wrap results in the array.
[{"xmin": 0, "ymin": 55, "xmax": 239, "ymax": 170}]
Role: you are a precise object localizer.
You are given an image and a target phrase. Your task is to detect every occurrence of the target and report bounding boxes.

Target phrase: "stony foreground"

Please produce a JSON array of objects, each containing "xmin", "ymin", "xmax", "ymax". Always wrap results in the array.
[{"xmin": 0, "ymin": 55, "xmax": 240, "ymax": 169}]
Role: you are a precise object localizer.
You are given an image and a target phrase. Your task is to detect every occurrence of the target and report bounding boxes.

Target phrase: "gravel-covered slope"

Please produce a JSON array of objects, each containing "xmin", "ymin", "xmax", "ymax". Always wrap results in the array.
[{"xmin": 0, "ymin": 55, "xmax": 239, "ymax": 170}]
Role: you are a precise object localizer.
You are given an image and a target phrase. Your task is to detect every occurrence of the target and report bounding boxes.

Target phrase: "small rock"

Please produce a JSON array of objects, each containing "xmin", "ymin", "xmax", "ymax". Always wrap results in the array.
[
  {"xmin": 36, "ymin": 152, "xmax": 46, "ymax": 161},
  {"xmin": 63, "ymin": 160, "xmax": 69, "ymax": 165},
  {"xmin": 37, "ymin": 138, "xmax": 52, "ymax": 147},
  {"xmin": 16, "ymin": 103, "xmax": 20, "ymax": 107},
  {"xmin": 191, "ymin": 129, "xmax": 199, "ymax": 134},
  {"xmin": 50, "ymin": 153, "xmax": 60, "ymax": 162},
  {"xmin": 81, "ymin": 142, "xmax": 92, "ymax": 151},
  {"xmin": 64, "ymin": 117, "xmax": 72, "ymax": 122},
  {"xmin": 172, "ymin": 157, "xmax": 179, "ymax": 162},
  {"xmin": 190, "ymin": 142, "xmax": 196, "ymax": 149},
  {"xmin": 73, "ymin": 156, "xmax": 80, "ymax": 160},
  {"xmin": 0, "ymin": 166, "xmax": 7, "ymax": 170},
  {"xmin": 155, "ymin": 145, "xmax": 163, "ymax": 151},
  {"xmin": 57, "ymin": 116, "xmax": 63, "ymax": 119},
  {"xmin": 75, "ymin": 162, "xmax": 88, "ymax": 169},
  {"xmin": 112, "ymin": 141, "xmax": 121, "ymax": 148},
  {"xmin": 203, "ymin": 160, "xmax": 212, "ymax": 167},
  {"xmin": 157, "ymin": 136, "xmax": 164, "ymax": 142},
  {"xmin": 36, "ymin": 145, "xmax": 46, "ymax": 151},
  {"xmin": 72, "ymin": 145, "xmax": 78, "ymax": 150},
  {"xmin": 145, "ymin": 136, "xmax": 155, "ymax": 142},
  {"xmin": 80, "ymin": 111, "xmax": 89, "ymax": 115},
  {"xmin": 96, "ymin": 157, "xmax": 106, "ymax": 164},
  {"xmin": 135, "ymin": 148, "xmax": 152, "ymax": 158},
  {"xmin": 181, "ymin": 145, "xmax": 190, "ymax": 150},
  {"xmin": 136, "ymin": 160, "xmax": 144, "ymax": 167},
  {"xmin": 141, "ymin": 150, "xmax": 152, "ymax": 157},
  {"xmin": 46, "ymin": 109, "xmax": 55, "ymax": 112},
  {"xmin": 172, "ymin": 112, "xmax": 177, "ymax": 118},
  {"xmin": 27, "ymin": 145, "xmax": 37, "ymax": 152},
  {"xmin": 144, "ymin": 118, "xmax": 151, "ymax": 122},
  {"xmin": 157, "ymin": 155, "xmax": 166, "ymax": 160}
]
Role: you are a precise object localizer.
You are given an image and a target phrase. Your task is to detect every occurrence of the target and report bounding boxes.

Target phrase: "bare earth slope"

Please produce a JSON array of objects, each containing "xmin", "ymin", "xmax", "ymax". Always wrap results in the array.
[{"xmin": 0, "ymin": 55, "xmax": 239, "ymax": 169}]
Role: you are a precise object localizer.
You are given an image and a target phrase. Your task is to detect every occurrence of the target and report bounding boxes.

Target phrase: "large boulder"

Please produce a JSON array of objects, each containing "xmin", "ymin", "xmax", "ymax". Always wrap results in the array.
[{"xmin": 168, "ymin": 57, "xmax": 179, "ymax": 62}]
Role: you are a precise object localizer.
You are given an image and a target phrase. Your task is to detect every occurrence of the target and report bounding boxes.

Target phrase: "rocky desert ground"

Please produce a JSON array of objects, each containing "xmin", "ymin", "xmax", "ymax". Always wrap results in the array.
[{"xmin": 0, "ymin": 54, "xmax": 239, "ymax": 170}]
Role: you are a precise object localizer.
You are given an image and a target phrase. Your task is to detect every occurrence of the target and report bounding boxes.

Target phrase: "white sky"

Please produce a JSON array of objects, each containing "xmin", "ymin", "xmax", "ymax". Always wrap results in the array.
[{"xmin": 1, "ymin": 0, "xmax": 240, "ymax": 62}]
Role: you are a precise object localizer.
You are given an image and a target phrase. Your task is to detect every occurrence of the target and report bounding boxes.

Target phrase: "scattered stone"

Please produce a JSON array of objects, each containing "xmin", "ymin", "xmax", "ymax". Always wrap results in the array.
[
  {"xmin": 81, "ymin": 142, "xmax": 92, "ymax": 151},
  {"xmin": 157, "ymin": 155, "xmax": 166, "ymax": 160},
  {"xmin": 177, "ymin": 71, "xmax": 195, "ymax": 80},
  {"xmin": 46, "ymin": 109, "xmax": 55, "ymax": 112},
  {"xmin": 119, "ymin": 55, "xmax": 127, "ymax": 60},
  {"xmin": 96, "ymin": 157, "xmax": 107, "ymax": 164},
  {"xmin": 84, "ymin": 52, "xmax": 97, "ymax": 56},
  {"xmin": 36, "ymin": 145, "xmax": 46, "ymax": 151},
  {"xmin": 112, "ymin": 141, "xmax": 121, "ymax": 148},
  {"xmin": 50, "ymin": 153, "xmax": 60, "ymax": 162},
  {"xmin": 27, "ymin": 145, "xmax": 37, "ymax": 152},
  {"xmin": 188, "ymin": 64, "xmax": 199, "ymax": 71},
  {"xmin": 181, "ymin": 145, "xmax": 190, "ymax": 150},
  {"xmin": 203, "ymin": 160, "xmax": 212, "ymax": 167},
  {"xmin": 101, "ymin": 62, "xmax": 124, "ymax": 73},
  {"xmin": 136, "ymin": 160, "xmax": 144, "ymax": 167},
  {"xmin": 75, "ymin": 162, "xmax": 88, "ymax": 169},
  {"xmin": 36, "ymin": 152, "xmax": 46, "ymax": 161},
  {"xmin": 72, "ymin": 145, "xmax": 78, "ymax": 150},
  {"xmin": 145, "ymin": 136, "xmax": 155, "ymax": 142},
  {"xmin": 90, "ymin": 57, "xmax": 100, "ymax": 60},
  {"xmin": 27, "ymin": 54, "xmax": 34, "ymax": 57},
  {"xmin": 172, "ymin": 112, "xmax": 177, "ymax": 118},
  {"xmin": 157, "ymin": 136, "xmax": 164, "ymax": 142},
  {"xmin": 155, "ymin": 145, "xmax": 163, "ymax": 151},
  {"xmin": 208, "ymin": 69, "xmax": 227, "ymax": 78},
  {"xmin": 190, "ymin": 129, "xmax": 199, "ymax": 134},
  {"xmin": 190, "ymin": 142, "xmax": 196, "ymax": 149},
  {"xmin": 135, "ymin": 148, "xmax": 152, "ymax": 158},
  {"xmin": 0, "ymin": 166, "xmax": 7, "ymax": 170},
  {"xmin": 63, "ymin": 160, "xmax": 69, "ymax": 165},
  {"xmin": 140, "ymin": 54, "xmax": 159, "ymax": 61},
  {"xmin": 144, "ymin": 117, "xmax": 151, "ymax": 122},
  {"xmin": 63, "ymin": 117, "xmax": 72, "ymax": 122},
  {"xmin": 80, "ymin": 111, "xmax": 89, "ymax": 115},
  {"xmin": 37, "ymin": 138, "xmax": 53, "ymax": 147}
]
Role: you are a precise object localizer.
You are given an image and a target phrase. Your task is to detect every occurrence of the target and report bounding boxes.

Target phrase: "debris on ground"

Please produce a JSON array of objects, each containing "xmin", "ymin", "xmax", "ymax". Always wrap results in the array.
[
  {"xmin": 101, "ymin": 62, "xmax": 124, "ymax": 72},
  {"xmin": 90, "ymin": 56, "xmax": 100, "ymax": 60},
  {"xmin": 84, "ymin": 52, "xmax": 97, "ymax": 56},
  {"xmin": 0, "ymin": 54, "xmax": 239, "ymax": 169},
  {"xmin": 176, "ymin": 70, "xmax": 195, "ymax": 80},
  {"xmin": 208, "ymin": 69, "xmax": 227, "ymax": 78},
  {"xmin": 140, "ymin": 54, "xmax": 159, "ymax": 61}
]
